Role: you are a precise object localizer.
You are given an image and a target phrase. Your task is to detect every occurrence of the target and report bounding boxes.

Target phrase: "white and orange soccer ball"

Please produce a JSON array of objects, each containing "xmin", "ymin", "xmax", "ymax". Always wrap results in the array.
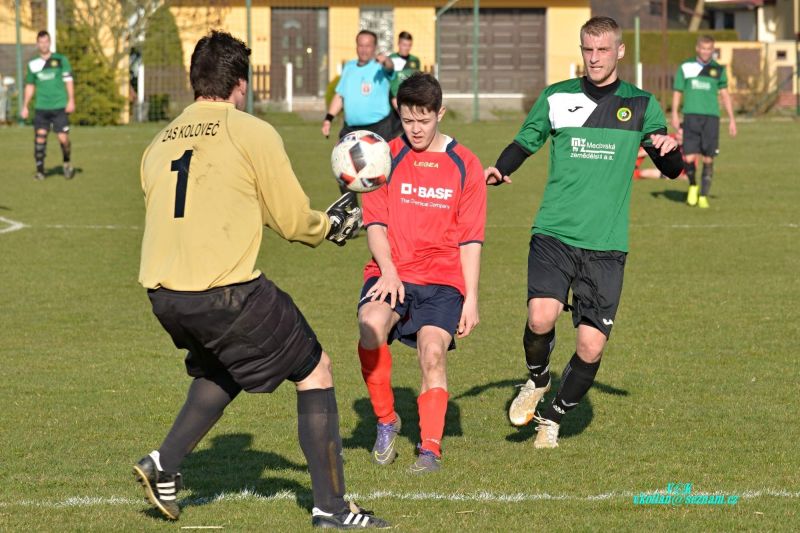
[{"xmin": 331, "ymin": 130, "xmax": 391, "ymax": 193}]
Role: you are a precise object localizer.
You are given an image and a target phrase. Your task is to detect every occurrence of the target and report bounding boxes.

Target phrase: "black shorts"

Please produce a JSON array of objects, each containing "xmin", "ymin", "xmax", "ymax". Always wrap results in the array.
[
  {"xmin": 358, "ymin": 277, "xmax": 463, "ymax": 350},
  {"xmin": 33, "ymin": 109, "xmax": 70, "ymax": 133},
  {"xmin": 340, "ymin": 112, "xmax": 401, "ymax": 142},
  {"xmin": 682, "ymin": 114, "xmax": 719, "ymax": 157},
  {"xmin": 527, "ymin": 234, "xmax": 626, "ymax": 337},
  {"xmin": 147, "ymin": 275, "xmax": 322, "ymax": 393}
]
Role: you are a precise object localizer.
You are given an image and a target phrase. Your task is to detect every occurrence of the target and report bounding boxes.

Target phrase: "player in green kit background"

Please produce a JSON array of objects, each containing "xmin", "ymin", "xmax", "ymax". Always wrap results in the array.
[
  {"xmin": 21, "ymin": 30, "xmax": 75, "ymax": 181},
  {"xmin": 672, "ymin": 35, "xmax": 737, "ymax": 208},
  {"xmin": 485, "ymin": 17, "xmax": 683, "ymax": 449},
  {"xmin": 389, "ymin": 32, "xmax": 420, "ymax": 111}
]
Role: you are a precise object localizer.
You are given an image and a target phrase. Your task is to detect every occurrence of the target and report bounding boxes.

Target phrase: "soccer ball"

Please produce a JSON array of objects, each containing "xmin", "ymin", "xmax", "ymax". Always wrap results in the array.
[{"xmin": 331, "ymin": 130, "xmax": 391, "ymax": 193}]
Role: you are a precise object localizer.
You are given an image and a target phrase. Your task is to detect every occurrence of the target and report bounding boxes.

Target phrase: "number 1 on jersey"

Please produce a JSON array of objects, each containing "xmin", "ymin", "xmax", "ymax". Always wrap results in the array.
[{"xmin": 171, "ymin": 149, "xmax": 193, "ymax": 218}]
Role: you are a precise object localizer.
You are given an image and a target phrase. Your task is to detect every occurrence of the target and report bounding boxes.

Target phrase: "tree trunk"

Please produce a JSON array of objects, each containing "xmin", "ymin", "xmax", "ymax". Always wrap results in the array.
[{"xmin": 688, "ymin": 0, "xmax": 705, "ymax": 32}]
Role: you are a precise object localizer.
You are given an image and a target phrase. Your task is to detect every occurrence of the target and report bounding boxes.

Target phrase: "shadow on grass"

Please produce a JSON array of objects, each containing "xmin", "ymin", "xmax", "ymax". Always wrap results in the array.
[
  {"xmin": 446, "ymin": 375, "xmax": 628, "ymax": 443},
  {"xmin": 178, "ymin": 433, "xmax": 313, "ymax": 512},
  {"xmin": 343, "ymin": 386, "xmax": 462, "ymax": 458},
  {"xmin": 650, "ymin": 189, "xmax": 687, "ymax": 203}
]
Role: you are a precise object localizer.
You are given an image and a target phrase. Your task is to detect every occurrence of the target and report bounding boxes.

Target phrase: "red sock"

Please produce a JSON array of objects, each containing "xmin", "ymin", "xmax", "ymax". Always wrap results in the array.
[
  {"xmin": 417, "ymin": 387, "xmax": 449, "ymax": 457},
  {"xmin": 358, "ymin": 343, "xmax": 395, "ymax": 424}
]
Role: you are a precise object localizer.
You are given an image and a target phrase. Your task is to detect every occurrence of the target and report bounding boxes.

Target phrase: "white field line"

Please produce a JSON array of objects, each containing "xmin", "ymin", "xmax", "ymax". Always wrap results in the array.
[
  {"xmin": 0, "ymin": 488, "xmax": 798, "ymax": 509},
  {"xmin": 0, "ymin": 216, "xmax": 139, "ymax": 234},
  {"xmin": 1, "ymin": 215, "xmax": 797, "ymax": 235},
  {"xmin": 0, "ymin": 216, "xmax": 26, "ymax": 234}
]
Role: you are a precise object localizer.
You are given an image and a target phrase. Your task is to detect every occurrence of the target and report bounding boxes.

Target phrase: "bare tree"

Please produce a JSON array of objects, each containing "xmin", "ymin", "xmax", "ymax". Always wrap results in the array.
[{"xmin": 688, "ymin": 0, "xmax": 705, "ymax": 32}]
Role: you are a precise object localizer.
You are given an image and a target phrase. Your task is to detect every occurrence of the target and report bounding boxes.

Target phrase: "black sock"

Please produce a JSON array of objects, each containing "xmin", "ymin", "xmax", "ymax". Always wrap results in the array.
[
  {"xmin": 685, "ymin": 161, "xmax": 696, "ymax": 186},
  {"xmin": 700, "ymin": 161, "xmax": 713, "ymax": 196},
  {"xmin": 158, "ymin": 374, "xmax": 241, "ymax": 473},
  {"xmin": 60, "ymin": 139, "xmax": 71, "ymax": 163},
  {"xmin": 523, "ymin": 325, "xmax": 555, "ymax": 387},
  {"xmin": 297, "ymin": 387, "xmax": 347, "ymax": 514},
  {"xmin": 542, "ymin": 353, "xmax": 601, "ymax": 424},
  {"xmin": 35, "ymin": 134, "xmax": 47, "ymax": 173}
]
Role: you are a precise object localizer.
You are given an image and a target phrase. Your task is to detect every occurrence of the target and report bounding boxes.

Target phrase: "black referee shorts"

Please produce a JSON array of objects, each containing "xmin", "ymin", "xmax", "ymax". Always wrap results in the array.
[
  {"xmin": 339, "ymin": 112, "xmax": 401, "ymax": 142},
  {"xmin": 527, "ymin": 233, "xmax": 627, "ymax": 338},
  {"xmin": 148, "ymin": 275, "xmax": 322, "ymax": 393},
  {"xmin": 33, "ymin": 109, "xmax": 70, "ymax": 133},
  {"xmin": 682, "ymin": 114, "xmax": 719, "ymax": 157}
]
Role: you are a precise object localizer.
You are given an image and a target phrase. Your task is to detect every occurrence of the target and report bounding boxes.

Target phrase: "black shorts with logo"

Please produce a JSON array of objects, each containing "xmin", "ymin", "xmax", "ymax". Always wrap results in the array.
[
  {"xmin": 527, "ymin": 233, "xmax": 627, "ymax": 337},
  {"xmin": 147, "ymin": 275, "xmax": 322, "ymax": 393},
  {"xmin": 33, "ymin": 108, "xmax": 70, "ymax": 133},
  {"xmin": 682, "ymin": 113, "xmax": 719, "ymax": 157}
]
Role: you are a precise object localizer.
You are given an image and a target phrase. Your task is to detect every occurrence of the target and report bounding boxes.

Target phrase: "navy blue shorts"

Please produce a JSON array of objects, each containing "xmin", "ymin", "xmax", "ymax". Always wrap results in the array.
[{"xmin": 358, "ymin": 277, "xmax": 464, "ymax": 350}]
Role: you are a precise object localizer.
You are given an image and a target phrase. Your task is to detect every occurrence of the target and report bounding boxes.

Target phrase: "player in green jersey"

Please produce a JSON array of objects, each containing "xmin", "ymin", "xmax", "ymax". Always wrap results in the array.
[
  {"xmin": 672, "ymin": 35, "xmax": 737, "ymax": 208},
  {"xmin": 389, "ymin": 32, "xmax": 421, "ymax": 110},
  {"xmin": 485, "ymin": 17, "xmax": 682, "ymax": 449},
  {"xmin": 21, "ymin": 31, "xmax": 75, "ymax": 181}
]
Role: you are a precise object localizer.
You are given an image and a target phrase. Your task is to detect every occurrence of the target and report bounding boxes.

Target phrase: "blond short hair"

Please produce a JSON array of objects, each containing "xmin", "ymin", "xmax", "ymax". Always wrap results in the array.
[
  {"xmin": 580, "ymin": 16, "xmax": 622, "ymax": 46},
  {"xmin": 696, "ymin": 35, "xmax": 715, "ymax": 46}
]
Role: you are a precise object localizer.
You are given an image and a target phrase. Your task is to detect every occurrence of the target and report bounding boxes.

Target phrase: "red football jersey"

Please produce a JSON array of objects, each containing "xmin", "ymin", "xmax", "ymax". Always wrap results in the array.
[{"xmin": 362, "ymin": 136, "xmax": 487, "ymax": 295}]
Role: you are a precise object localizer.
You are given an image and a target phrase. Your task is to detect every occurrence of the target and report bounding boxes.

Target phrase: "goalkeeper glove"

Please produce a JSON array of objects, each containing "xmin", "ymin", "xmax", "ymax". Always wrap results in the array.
[{"xmin": 325, "ymin": 192, "xmax": 362, "ymax": 246}]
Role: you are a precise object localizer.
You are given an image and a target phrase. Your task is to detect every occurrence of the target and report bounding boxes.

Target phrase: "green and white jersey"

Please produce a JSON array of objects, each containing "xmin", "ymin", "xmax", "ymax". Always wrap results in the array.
[
  {"xmin": 673, "ymin": 58, "xmax": 727, "ymax": 116},
  {"xmin": 389, "ymin": 53, "xmax": 421, "ymax": 97},
  {"xmin": 514, "ymin": 77, "xmax": 667, "ymax": 252},
  {"xmin": 25, "ymin": 52, "xmax": 73, "ymax": 110}
]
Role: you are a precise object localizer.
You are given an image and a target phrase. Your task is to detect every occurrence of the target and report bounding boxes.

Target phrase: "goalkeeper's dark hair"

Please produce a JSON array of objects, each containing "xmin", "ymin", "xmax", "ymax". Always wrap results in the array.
[
  {"xmin": 396, "ymin": 72, "xmax": 442, "ymax": 113},
  {"xmin": 190, "ymin": 30, "xmax": 251, "ymax": 100}
]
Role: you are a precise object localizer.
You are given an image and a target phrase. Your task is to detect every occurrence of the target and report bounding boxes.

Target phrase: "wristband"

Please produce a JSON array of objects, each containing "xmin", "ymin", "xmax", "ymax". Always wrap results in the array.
[{"xmin": 324, "ymin": 113, "xmax": 335, "ymax": 122}]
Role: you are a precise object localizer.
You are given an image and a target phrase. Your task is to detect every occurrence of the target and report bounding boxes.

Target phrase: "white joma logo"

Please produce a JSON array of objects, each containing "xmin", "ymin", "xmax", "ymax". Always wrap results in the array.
[{"xmin": 602, "ymin": 318, "xmax": 614, "ymax": 326}]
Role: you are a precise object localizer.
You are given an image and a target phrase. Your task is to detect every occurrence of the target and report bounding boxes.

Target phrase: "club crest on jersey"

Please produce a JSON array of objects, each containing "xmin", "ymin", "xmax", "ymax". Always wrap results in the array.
[
  {"xmin": 50, "ymin": 59, "xmax": 58, "ymax": 67},
  {"xmin": 616, "ymin": 107, "xmax": 632, "ymax": 122},
  {"xmin": 709, "ymin": 68, "xmax": 718, "ymax": 77}
]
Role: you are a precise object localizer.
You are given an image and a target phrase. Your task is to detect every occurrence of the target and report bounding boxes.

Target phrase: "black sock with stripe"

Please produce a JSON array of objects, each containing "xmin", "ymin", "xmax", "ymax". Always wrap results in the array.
[{"xmin": 541, "ymin": 353, "xmax": 600, "ymax": 423}]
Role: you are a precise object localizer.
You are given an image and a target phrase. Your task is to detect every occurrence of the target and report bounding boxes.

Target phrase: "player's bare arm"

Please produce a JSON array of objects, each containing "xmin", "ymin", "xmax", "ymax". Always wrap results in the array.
[
  {"xmin": 20, "ymin": 84, "xmax": 35, "ymax": 119},
  {"xmin": 719, "ymin": 88, "xmax": 737, "ymax": 137},
  {"xmin": 65, "ymin": 80, "xmax": 75, "ymax": 114},
  {"xmin": 671, "ymin": 91, "xmax": 683, "ymax": 131},
  {"xmin": 457, "ymin": 243, "xmax": 481, "ymax": 338},
  {"xmin": 322, "ymin": 93, "xmax": 343, "ymax": 137},
  {"xmin": 365, "ymin": 224, "xmax": 405, "ymax": 308}
]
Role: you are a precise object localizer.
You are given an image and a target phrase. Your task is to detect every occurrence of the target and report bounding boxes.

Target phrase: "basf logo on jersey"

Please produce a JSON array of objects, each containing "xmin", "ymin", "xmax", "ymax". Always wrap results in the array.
[{"xmin": 400, "ymin": 183, "xmax": 454, "ymax": 200}]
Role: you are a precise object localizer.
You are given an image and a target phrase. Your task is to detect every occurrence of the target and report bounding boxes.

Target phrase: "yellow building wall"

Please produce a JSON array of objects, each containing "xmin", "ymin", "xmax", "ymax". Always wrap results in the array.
[
  {"xmin": 329, "ymin": 6, "xmax": 360, "ymax": 78},
  {"xmin": 170, "ymin": 5, "xmax": 270, "ymax": 71},
  {"xmin": 0, "ymin": 4, "xmax": 37, "ymax": 44},
  {"xmin": 393, "ymin": 7, "xmax": 435, "ymax": 71},
  {"xmin": 0, "ymin": 3, "xmax": 42, "ymax": 78},
  {"xmin": 546, "ymin": 5, "xmax": 590, "ymax": 85}
]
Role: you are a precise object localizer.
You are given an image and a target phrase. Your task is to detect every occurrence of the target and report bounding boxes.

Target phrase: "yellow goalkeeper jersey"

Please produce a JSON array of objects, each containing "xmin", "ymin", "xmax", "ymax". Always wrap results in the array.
[{"xmin": 139, "ymin": 101, "xmax": 330, "ymax": 290}]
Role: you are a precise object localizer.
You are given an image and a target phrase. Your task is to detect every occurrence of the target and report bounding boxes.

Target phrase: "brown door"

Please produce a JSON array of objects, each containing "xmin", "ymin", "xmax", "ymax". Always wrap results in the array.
[
  {"xmin": 271, "ymin": 8, "xmax": 328, "ymax": 99},
  {"xmin": 439, "ymin": 8, "xmax": 546, "ymax": 94}
]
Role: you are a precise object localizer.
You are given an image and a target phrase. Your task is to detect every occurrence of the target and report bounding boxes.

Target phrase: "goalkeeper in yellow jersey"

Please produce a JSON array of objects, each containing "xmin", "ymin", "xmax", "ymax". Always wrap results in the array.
[{"xmin": 134, "ymin": 30, "xmax": 387, "ymax": 529}]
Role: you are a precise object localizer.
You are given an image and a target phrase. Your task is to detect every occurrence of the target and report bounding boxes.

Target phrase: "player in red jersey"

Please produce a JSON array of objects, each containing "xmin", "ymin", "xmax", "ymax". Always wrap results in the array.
[{"xmin": 356, "ymin": 73, "xmax": 486, "ymax": 473}]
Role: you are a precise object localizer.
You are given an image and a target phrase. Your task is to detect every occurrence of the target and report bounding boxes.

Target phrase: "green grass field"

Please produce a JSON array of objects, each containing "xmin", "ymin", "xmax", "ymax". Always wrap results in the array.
[{"xmin": 1, "ymin": 115, "xmax": 798, "ymax": 531}]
